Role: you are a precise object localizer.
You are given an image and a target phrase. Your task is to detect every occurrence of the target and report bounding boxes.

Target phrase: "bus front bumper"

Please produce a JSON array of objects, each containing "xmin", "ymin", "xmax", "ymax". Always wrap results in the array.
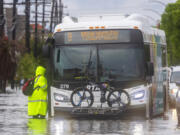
[{"xmin": 54, "ymin": 104, "xmax": 146, "ymax": 116}]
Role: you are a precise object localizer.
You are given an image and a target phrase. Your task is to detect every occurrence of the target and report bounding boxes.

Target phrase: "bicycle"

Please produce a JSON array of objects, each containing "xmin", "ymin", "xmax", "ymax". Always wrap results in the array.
[{"xmin": 70, "ymin": 76, "xmax": 130, "ymax": 109}]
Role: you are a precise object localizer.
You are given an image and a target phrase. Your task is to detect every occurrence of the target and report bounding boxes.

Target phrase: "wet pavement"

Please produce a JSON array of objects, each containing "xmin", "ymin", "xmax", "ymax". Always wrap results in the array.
[{"xmin": 0, "ymin": 87, "xmax": 180, "ymax": 135}]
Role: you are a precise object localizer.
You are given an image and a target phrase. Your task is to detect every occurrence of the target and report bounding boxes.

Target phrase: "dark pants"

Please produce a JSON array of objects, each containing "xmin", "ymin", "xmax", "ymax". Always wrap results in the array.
[{"xmin": 33, "ymin": 114, "xmax": 45, "ymax": 119}]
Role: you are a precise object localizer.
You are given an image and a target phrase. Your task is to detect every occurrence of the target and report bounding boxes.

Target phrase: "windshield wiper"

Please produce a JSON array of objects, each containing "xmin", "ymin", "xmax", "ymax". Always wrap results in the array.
[{"xmin": 84, "ymin": 49, "xmax": 93, "ymax": 75}]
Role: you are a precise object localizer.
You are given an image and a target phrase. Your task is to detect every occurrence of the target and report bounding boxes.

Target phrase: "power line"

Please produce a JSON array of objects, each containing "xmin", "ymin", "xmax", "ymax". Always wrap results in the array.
[{"xmin": 3, "ymin": 1, "xmax": 51, "ymax": 5}]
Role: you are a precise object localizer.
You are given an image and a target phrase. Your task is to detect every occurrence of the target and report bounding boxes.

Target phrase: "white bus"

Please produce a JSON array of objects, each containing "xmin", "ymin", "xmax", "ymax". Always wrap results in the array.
[{"xmin": 43, "ymin": 14, "xmax": 168, "ymax": 118}]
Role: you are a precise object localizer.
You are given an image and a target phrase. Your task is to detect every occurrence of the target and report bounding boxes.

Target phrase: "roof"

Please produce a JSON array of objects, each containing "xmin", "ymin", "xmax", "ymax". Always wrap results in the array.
[
  {"xmin": 55, "ymin": 14, "xmax": 161, "ymax": 31},
  {"xmin": 30, "ymin": 24, "xmax": 43, "ymax": 30},
  {"xmin": 54, "ymin": 14, "xmax": 142, "ymax": 32},
  {"xmin": 54, "ymin": 14, "xmax": 166, "ymax": 44}
]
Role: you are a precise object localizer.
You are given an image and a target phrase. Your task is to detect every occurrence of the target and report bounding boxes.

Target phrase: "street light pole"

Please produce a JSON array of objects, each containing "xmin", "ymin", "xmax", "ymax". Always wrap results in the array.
[{"xmin": 148, "ymin": 0, "xmax": 173, "ymax": 65}]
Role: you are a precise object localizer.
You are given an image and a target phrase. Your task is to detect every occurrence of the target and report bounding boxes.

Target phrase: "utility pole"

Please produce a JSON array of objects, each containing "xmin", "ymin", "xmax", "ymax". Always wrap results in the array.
[
  {"xmin": 34, "ymin": 0, "xmax": 38, "ymax": 57},
  {"xmin": 50, "ymin": 0, "xmax": 55, "ymax": 32},
  {"xmin": 0, "ymin": 0, "xmax": 4, "ymax": 38},
  {"xmin": 59, "ymin": 0, "xmax": 63, "ymax": 23},
  {"xmin": 42, "ymin": 0, "xmax": 45, "ymax": 40},
  {"xmin": 0, "ymin": 0, "xmax": 4, "ymax": 93},
  {"xmin": 54, "ymin": 1, "xmax": 58, "ymax": 26},
  {"xmin": 25, "ymin": 0, "xmax": 30, "ymax": 53},
  {"xmin": 12, "ymin": 0, "xmax": 17, "ymax": 40},
  {"xmin": 11, "ymin": 0, "xmax": 18, "ymax": 90}
]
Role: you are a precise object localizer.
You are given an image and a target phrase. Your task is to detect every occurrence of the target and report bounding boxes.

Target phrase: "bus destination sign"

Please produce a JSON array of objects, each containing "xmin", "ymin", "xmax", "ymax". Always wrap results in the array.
[{"xmin": 64, "ymin": 30, "xmax": 130, "ymax": 44}]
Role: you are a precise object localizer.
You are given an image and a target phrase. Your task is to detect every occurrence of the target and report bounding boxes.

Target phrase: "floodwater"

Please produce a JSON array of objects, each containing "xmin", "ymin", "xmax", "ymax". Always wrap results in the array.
[{"xmin": 0, "ymin": 87, "xmax": 180, "ymax": 135}]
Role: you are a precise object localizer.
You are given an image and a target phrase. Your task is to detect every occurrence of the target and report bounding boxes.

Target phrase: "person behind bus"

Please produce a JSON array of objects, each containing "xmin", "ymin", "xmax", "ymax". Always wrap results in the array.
[{"xmin": 28, "ymin": 66, "xmax": 48, "ymax": 119}]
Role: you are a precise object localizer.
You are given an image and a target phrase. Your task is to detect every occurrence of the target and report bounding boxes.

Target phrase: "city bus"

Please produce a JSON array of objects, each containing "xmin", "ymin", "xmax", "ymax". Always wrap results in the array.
[{"xmin": 43, "ymin": 14, "xmax": 168, "ymax": 118}]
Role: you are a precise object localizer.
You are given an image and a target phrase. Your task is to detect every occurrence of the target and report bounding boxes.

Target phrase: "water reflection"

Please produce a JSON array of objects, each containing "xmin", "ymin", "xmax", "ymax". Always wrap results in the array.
[
  {"xmin": 172, "ymin": 109, "xmax": 177, "ymax": 121},
  {"xmin": 1, "ymin": 90, "xmax": 180, "ymax": 135},
  {"xmin": 132, "ymin": 123, "xmax": 144, "ymax": 135},
  {"xmin": 50, "ymin": 115, "xmax": 180, "ymax": 135},
  {"xmin": 55, "ymin": 121, "xmax": 64, "ymax": 135},
  {"xmin": 50, "ymin": 117, "xmax": 147, "ymax": 135},
  {"xmin": 27, "ymin": 118, "xmax": 47, "ymax": 135}
]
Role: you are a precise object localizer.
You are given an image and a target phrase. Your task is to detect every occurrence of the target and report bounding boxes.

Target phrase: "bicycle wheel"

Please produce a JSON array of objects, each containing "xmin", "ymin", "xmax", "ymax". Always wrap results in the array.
[
  {"xmin": 107, "ymin": 89, "xmax": 130, "ymax": 108},
  {"xmin": 70, "ymin": 87, "xmax": 94, "ymax": 107}
]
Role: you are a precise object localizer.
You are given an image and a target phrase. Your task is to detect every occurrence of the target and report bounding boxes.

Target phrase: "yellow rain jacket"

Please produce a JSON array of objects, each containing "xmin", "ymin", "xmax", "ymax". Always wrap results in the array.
[{"xmin": 28, "ymin": 66, "xmax": 48, "ymax": 116}]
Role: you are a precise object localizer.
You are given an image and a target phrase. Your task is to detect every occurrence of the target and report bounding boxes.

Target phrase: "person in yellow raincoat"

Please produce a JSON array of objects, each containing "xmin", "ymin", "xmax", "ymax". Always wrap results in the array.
[{"xmin": 28, "ymin": 66, "xmax": 48, "ymax": 119}]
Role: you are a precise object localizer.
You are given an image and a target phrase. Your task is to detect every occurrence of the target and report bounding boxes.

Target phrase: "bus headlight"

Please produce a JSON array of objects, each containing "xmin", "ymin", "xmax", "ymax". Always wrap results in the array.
[
  {"xmin": 131, "ymin": 90, "xmax": 145, "ymax": 100},
  {"xmin": 54, "ymin": 93, "xmax": 69, "ymax": 102}
]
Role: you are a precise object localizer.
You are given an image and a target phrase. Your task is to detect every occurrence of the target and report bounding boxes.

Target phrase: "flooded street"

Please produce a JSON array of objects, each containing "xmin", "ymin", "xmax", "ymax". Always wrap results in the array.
[{"xmin": 0, "ymin": 88, "xmax": 180, "ymax": 135}]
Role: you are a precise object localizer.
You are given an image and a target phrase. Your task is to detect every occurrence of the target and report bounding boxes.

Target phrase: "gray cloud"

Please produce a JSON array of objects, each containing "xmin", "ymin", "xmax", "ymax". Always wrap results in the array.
[{"xmin": 63, "ymin": 0, "xmax": 176, "ymax": 24}]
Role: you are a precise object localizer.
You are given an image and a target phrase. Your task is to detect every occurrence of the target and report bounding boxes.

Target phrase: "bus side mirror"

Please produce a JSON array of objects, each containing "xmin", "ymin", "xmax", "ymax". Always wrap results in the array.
[
  {"xmin": 42, "ymin": 45, "xmax": 50, "ymax": 58},
  {"xmin": 42, "ymin": 37, "xmax": 54, "ymax": 58},
  {"xmin": 46, "ymin": 37, "xmax": 54, "ymax": 44},
  {"xmin": 146, "ymin": 62, "xmax": 154, "ymax": 76}
]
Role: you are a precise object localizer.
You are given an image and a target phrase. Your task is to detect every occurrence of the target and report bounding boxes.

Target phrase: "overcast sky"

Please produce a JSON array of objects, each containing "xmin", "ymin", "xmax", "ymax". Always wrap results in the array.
[
  {"xmin": 63, "ymin": 0, "xmax": 176, "ymax": 15},
  {"xmin": 63, "ymin": 0, "xmax": 176, "ymax": 24},
  {"xmin": 5, "ymin": 0, "xmax": 177, "ymax": 25}
]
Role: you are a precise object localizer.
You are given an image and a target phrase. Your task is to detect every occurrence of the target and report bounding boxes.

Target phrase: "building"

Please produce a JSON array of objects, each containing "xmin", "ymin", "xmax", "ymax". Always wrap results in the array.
[{"xmin": 4, "ymin": 8, "xmax": 25, "ymax": 40}]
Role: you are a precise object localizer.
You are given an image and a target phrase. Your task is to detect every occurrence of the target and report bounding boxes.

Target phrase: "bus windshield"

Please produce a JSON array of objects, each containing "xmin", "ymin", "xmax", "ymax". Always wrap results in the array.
[
  {"xmin": 99, "ymin": 45, "xmax": 144, "ymax": 81},
  {"xmin": 53, "ymin": 44, "xmax": 144, "ymax": 82},
  {"xmin": 54, "ymin": 45, "xmax": 97, "ymax": 81}
]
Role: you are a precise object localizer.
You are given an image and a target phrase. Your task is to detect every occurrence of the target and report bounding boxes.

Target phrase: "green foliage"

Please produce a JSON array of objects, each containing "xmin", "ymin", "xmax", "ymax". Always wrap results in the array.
[
  {"xmin": 17, "ymin": 53, "xmax": 39, "ymax": 79},
  {"xmin": 161, "ymin": 0, "xmax": 180, "ymax": 65},
  {"xmin": 17, "ymin": 37, "xmax": 48, "ymax": 80}
]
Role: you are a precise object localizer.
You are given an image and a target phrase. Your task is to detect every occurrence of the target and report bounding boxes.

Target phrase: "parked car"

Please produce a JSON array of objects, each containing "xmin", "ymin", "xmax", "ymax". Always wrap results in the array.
[
  {"xmin": 169, "ymin": 66, "xmax": 180, "ymax": 107},
  {"xmin": 175, "ymin": 82, "xmax": 180, "ymax": 125}
]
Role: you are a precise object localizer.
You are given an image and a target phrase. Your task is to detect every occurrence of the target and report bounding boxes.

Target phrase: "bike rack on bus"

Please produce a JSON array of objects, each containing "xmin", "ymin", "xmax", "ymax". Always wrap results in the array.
[{"xmin": 71, "ymin": 107, "xmax": 127, "ymax": 115}]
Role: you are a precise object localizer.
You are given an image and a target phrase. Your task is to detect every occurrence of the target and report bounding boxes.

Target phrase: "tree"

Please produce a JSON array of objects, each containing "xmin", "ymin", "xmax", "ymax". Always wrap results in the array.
[
  {"xmin": 17, "ymin": 53, "xmax": 39, "ymax": 79},
  {"xmin": 161, "ymin": 0, "xmax": 180, "ymax": 65},
  {"xmin": 0, "ymin": 37, "xmax": 17, "ymax": 92},
  {"xmin": 16, "ymin": 38, "xmax": 47, "ymax": 80}
]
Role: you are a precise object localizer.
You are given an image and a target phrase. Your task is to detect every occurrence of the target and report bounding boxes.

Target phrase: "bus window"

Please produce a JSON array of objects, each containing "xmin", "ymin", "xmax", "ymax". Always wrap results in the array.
[
  {"xmin": 53, "ymin": 46, "xmax": 97, "ymax": 81},
  {"xmin": 98, "ymin": 44, "xmax": 144, "ymax": 82}
]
